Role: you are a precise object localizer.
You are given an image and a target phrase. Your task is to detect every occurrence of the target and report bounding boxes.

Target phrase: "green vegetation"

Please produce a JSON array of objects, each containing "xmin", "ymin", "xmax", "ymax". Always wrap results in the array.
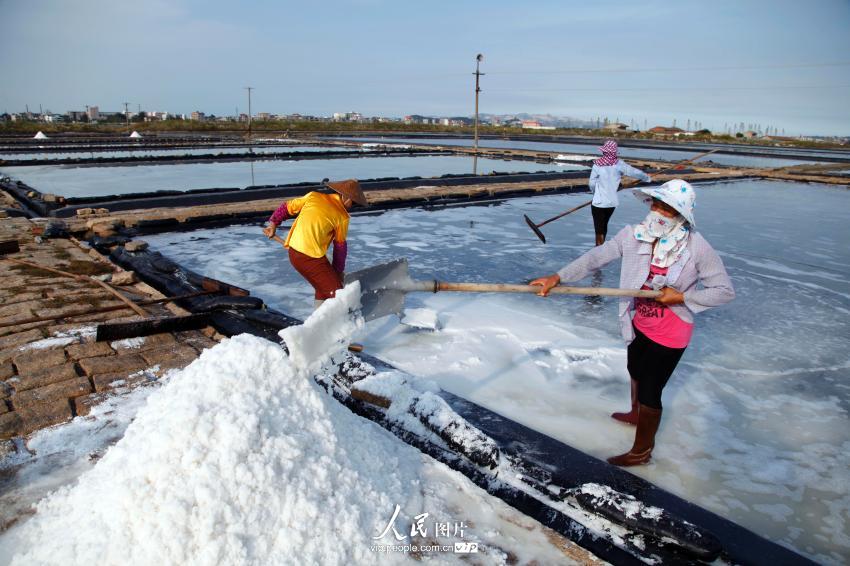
[{"xmin": 0, "ymin": 119, "xmax": 845, "ymax": 150}]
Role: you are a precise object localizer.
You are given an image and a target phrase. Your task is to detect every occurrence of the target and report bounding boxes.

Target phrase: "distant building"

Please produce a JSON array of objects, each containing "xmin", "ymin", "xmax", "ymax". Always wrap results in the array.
[
  {"xmin": 87, "ymin": 106, "xmax": 100, "ymax": 121},
  {"xmin": 404, "ymin": 115, "xmax": 433, "ymax": 125},
  {"xmin": 285, "ymin": 113, "xmax": 319, "ymax": 121},
  {"xmin": 333, "ymin": 111, "xmax": 363, "ymax": 122},
  {"xmin": 603, "ymin": 123, "xmax": 629, "ymax": 131},
  {"xmin": 190, "ymin": 111, "xmax": 206, "ymax": 121},
  {"xmin": 256, "ymin": 112, "xmax": 272, "ymax": 120},
  {"xmin": 649, "ymin": 126, "xmax": 684, "ymax": 135},
  {"xmin": 66, "ymin": 110, "xmax": 87, "ymax": 122},
  {"xmin": 742, "ymin": 130, "xmax": 758, "ymax": 138},
  {"xmin": 521, "ymin": 120, "xmax": 555, "ymax": 130}
]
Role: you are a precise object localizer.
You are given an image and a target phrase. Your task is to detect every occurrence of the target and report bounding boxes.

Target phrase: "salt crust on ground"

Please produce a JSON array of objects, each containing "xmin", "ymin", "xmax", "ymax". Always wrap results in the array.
[{"xmin": 2, "ymin": 285, "xmax": 573, "ymax": 565}]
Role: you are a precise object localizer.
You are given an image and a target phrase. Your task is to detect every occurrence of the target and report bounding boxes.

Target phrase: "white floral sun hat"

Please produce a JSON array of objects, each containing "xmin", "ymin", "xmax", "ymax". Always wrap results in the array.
[{"xmin": 634, "ymin": 179, "xmax": 696, "ymax": 226}]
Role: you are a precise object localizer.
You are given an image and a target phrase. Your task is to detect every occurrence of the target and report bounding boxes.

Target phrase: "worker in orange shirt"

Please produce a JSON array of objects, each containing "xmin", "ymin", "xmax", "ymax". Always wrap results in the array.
[{"xmin": 263, "ymin": 179, "xmax": 368, "ymax": 307}]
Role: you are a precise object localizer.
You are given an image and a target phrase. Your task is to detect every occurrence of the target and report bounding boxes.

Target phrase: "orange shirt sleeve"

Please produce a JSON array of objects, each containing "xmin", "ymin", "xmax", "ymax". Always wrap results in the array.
[
  {"xmin": 334, "ymin": 217, "xmax": 350, "ymax": 243},
  {"xmin": 286, "ymin": 195, "xmax": 307, "ymax": 215}
]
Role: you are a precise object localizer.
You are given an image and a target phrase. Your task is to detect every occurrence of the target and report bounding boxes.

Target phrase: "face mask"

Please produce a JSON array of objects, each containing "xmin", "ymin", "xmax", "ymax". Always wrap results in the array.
[
  {"xmin": 634, "ymin": 209, "xmax": 690, "ymax": 267},
  {"xmin": 642, "ymin": 210, "xmax": 679, "ymax": 238}
]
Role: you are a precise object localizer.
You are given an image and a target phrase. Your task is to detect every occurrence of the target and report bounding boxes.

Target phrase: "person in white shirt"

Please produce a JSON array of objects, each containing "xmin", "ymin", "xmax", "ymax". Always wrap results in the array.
[{"xmin": 589, "ymin": 139, "xmax": 652, "ymax": 245}]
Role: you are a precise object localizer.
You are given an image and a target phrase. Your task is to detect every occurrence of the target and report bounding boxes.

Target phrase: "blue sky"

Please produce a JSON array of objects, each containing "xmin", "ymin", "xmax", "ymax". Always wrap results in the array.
[{"xmin": 1, "ymin": 0, "xmax": 848, "ymax": 135}]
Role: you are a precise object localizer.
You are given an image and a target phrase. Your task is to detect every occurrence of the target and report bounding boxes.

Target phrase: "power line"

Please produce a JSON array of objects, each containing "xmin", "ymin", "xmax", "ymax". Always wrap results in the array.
[
  {"xmin": 375, "ymin": 61, "xmax": 850, "ymax": 82},
  {"xmin": 486, "ymin": 84, "xmax": 850, "ymax": 92},
  {"xmin": 311, "ymin": 60, "xmax": 850, "ymax": 88},
  {"xmin": 484, "ymin": 61, "xmax": 850, "ymax": 75}
]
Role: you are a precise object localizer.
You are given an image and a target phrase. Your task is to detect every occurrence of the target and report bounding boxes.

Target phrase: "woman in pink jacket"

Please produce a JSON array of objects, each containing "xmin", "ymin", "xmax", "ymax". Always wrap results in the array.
[{"xmin": 531, "ymin": 180, "xmax": 735, "ymax": 467}]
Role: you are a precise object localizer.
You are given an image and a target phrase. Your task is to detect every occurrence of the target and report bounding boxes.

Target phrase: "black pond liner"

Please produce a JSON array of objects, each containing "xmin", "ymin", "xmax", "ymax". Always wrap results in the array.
[
  {"xmin": 0, "ymin": 179, "xmax": 50, "ymax": 217},
  {"xmin": 51, "ymin": 170, "xmax": 592, "ymax": 218},
  {"xmin": 99, "ymin": 240, "xmax": 814, "ymax": 565},
  {"xmin": 0, "ymin": 148, "xmax": 452, "ymax": 167},
  {"xmin": 323, "ymin": 132, "xmax": 850, "ymax": 163}
]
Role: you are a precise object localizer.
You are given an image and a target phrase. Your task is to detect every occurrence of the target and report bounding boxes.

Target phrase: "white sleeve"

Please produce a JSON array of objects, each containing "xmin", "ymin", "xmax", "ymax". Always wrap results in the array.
[
  {"xmin": 589, "ymin": 164, "xmax": 600, "ymax": 193},
  {"xmin": 618, "ymin": 160, "xmax": 651, "ymax": 183}
]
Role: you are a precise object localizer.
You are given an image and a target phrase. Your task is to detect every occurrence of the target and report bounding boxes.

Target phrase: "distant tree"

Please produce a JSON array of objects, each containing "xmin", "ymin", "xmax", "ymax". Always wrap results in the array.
[
  {"xmin": 697, "ymin": 129, "xmax": 711, "ymax": 135},
  {"xmin": 735, "ymin": 132, "xmax": 744, "ymax": 138}
]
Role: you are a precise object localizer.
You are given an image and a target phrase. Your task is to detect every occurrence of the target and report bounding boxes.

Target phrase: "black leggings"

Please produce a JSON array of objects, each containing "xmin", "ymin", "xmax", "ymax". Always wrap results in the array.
[
  {"xmin": 591, "ymin": 205, "xmax": 615, "ymax": 237},
  {"xmin": 627, "ymin": 326, "xmax": 686, "ymax": 409}
]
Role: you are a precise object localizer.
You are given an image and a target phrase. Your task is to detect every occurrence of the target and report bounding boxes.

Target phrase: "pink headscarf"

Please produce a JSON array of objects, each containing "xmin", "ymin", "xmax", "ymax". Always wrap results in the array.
[{"xmin": 594, "ymin": 139, "xmax": 619, "ymax": 166}]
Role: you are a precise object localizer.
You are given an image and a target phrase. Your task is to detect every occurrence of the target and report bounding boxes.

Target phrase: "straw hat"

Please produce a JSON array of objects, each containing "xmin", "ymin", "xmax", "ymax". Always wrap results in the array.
[
  {"xmin": 634, "ymin": 179, "xmax": 696, "ymax": 226},
  {"xmin": 324, "ymin": 179, "xmax": 368, "ymax": 206}
]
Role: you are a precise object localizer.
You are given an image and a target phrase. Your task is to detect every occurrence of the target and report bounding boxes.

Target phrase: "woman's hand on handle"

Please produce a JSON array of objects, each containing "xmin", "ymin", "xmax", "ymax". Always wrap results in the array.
[
  {"xmin": 529, "ymin": 274, "xmax": 561, "ymax": 297},
  {"xmin": 262, "ymin": 224, "xmax": 277, "ymax": 239},
  {"xmin": 655, "ymin": 286, "xmax": 684, "ymax": 305}
]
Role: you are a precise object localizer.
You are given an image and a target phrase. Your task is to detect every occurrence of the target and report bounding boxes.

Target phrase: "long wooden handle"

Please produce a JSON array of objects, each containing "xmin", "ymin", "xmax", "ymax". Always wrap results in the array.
[
  {"xmin": 620, "ymin": 148, "xmax": 719, "ymax": 190},
  {"xmin": 435, "ymin": 282, "xmax": 660, "ymax": 298},
  {"xmin": 536, "ymin": 200, "xmax": 593, "ymax": 228},
  {"xmin": 0, "ymin": 290, "xmax": 217, "ymax": 330},
  {"xmin": 4, "ymin": 257, "xmax": 148, "ymax": 317}
]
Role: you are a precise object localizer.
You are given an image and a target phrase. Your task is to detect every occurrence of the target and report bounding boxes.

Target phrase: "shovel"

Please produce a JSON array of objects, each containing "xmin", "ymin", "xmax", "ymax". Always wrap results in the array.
[
  {"xmin": 524, "ymin": 149, "xmax": 719, "ymax": 243},
  {"xmin": 345, "ymin": 257, "xmax": 660, "ymax": 321}
]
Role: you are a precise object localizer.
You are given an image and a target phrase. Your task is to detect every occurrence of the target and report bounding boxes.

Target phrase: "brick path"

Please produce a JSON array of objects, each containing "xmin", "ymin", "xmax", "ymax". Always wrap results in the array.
[{"xmin": 0, "ymin": 217, "xmax": 218, "ymax": 445}]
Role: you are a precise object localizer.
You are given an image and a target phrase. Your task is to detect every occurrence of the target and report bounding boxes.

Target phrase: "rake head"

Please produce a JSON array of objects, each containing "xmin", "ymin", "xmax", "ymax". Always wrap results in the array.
[{"xmin": 524, "ymin": 214, "xmax": 547, "ymax": 244}]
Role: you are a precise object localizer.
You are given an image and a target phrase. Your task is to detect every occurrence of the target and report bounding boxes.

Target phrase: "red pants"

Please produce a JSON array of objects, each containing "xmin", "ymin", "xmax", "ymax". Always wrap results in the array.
[{"xmin": 289, "ymin": 248, "xmax": 342, "ymax": 300}]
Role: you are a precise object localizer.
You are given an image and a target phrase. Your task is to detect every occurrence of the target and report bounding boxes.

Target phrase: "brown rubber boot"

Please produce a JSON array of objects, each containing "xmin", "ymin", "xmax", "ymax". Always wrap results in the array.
[
  {"xmin": 611, "ymin": 379, "xmax": 639, "ymax": 425},
  {"xmin": 607, "ymin": 404, "xmax": 663, "ymax": 467}
]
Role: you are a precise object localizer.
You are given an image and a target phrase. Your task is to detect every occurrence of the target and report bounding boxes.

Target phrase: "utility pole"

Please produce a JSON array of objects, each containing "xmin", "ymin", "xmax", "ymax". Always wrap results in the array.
[
  {"xmin": 473, "ymin": 54, "xmax": 484, "ymax": 152},
  {"xmin": 123, "ymin": 102, "xmax": 131, "ymax": 133},
  {"xmin": 244, "ymin": 87, "xmax": 254, "ymax": 139}
]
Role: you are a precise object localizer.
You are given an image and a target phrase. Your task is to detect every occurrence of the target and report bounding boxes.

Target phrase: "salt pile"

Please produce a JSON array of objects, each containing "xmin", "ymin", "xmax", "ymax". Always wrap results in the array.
[
  {"xmin": 33, "ymin": 131, "xmax": 48, "ymax": 139},
  {"xmin": 129, "ymin": 131, "xmax": 142, "ymax": 138},
  {"xmin": 1, "ymin": 284, "xmax": 572, "ymax": 565}
]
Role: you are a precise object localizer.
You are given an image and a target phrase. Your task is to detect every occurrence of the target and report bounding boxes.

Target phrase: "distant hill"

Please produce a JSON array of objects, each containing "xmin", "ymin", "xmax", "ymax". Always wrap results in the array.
[{"xmin": 479, "ymin": 113, "xmax": 593, "ymax": 128}]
